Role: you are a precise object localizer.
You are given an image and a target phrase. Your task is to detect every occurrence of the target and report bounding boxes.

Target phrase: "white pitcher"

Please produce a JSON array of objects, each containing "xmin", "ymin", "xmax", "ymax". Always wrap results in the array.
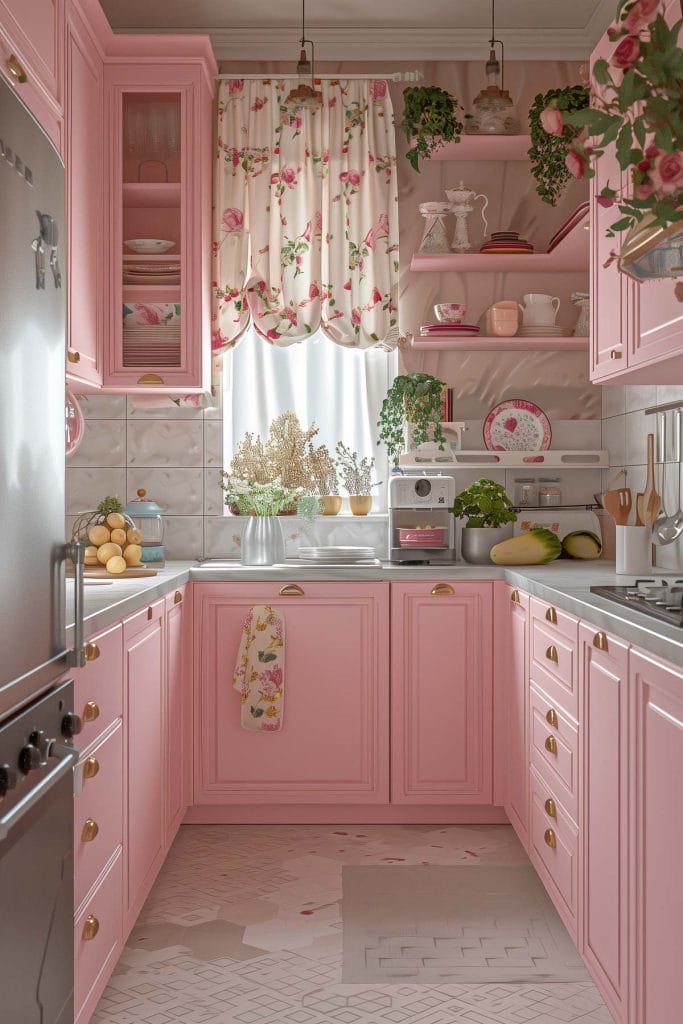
[{"xmin": 518, "ymin": 293, "xmax": 561, "ymax": 327}]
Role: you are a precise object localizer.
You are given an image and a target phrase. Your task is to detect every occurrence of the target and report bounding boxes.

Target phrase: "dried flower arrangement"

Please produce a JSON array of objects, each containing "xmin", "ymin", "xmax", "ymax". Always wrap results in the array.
[
  {"xmin": 307, "ymin": 442, "xmax": 339, "ymax": 496},
  {"xmin": 335, "ymin": 442, "xmax": 376, "ymax": 496}
]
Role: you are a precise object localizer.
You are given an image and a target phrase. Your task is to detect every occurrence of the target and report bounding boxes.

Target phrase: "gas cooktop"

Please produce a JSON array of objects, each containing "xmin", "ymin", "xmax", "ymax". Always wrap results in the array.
[{"xmin": 591, "ymin": 578, "xmax": 683, "ymax": 628}]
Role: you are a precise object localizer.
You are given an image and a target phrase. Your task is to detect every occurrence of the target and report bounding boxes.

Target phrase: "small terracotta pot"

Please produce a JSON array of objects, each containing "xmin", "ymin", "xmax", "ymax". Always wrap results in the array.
[
  {"xmin": 349, "ymin": 495, "xmax": 373, "ymax": 516},
  {"xmin": 320, "ymin": 495, "xmax": 342, "ymax": 516}
]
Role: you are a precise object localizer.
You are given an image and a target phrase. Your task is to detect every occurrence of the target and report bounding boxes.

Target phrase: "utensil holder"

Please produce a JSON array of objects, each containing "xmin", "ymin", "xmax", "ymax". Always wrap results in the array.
[{"xmin": 616, "ymin": 525, "xmax": 652, "ymax": 575}]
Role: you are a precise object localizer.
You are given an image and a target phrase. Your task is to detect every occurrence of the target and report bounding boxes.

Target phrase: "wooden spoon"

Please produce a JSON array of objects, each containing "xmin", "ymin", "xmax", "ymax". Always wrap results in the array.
[
  {"xmin": 603, "ymin": 487, "xmax": 632, "ymax": 526},
  {"xmin": 642, "ymin": 433, "xmax": 661, "ymax": 527},
  {"xmin": 635, "ymin": 492, "xmax": 645, "ymax": 526}
]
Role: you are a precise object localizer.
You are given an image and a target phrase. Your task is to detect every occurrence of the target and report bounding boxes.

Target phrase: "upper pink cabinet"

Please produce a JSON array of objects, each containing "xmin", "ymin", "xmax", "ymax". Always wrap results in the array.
[
  {"xmin": 102, "ymin": 50, "xmax": 215, "ymax": 393},
  {"xmin": 0, "ymin": 0, "xmax": 63, "ymax": 151}
]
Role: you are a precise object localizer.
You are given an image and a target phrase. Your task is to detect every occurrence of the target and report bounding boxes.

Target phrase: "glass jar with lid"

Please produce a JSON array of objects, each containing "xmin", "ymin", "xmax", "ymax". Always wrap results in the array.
[
  {"xmin": 538, "ymin": 478, "xmax": 562, "ymax": 507},
  {"xmin": 514, "ymin": 477, "xmax": 538, "ymax": 507},
  {"xmin": 124, "ymin": 488, "xmax": 166, "ymax": 564}
]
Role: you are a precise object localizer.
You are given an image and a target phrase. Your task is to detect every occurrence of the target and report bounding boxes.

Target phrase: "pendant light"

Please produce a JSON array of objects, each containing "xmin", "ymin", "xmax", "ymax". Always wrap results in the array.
[
  {"xmin": 466, "ymin": 0, "xmax": 520, "ymax": 135},
  {"xmin": 285, "ymin": 0, "xmax": 322, "ymax": 110}
]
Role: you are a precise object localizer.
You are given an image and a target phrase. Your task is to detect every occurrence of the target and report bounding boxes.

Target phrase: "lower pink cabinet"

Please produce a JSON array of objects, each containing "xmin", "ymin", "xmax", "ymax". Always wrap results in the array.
[
  {"xmin": 165, "ymin": 585, "xmax": 190, "ymax": 845},
  {"xmin": 193, "ymin": 582, "xmax": 390, "ymax": 804},
  {"xmin": 502, "ymin": 587, "xmax": 529, "ymax": 845},
  {"xmin": 391, "ymin": 581, "xmax": 493, "ymax": 804}
]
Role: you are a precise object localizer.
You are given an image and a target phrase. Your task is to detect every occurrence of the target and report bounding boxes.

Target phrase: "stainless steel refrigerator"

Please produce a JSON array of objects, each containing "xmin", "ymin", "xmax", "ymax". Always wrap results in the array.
[{"xmin": 0, "ymin": 74, "xmax": 85, "ymax": 1024}]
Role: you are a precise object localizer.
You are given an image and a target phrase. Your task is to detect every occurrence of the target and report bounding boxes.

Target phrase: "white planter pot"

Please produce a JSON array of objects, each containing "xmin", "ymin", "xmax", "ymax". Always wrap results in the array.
[
  {"xmin": 241, "ymin": 516, "xmax": 285, "ymax": 566},
  {"xmin": 461, "ymin": 525, "xmax": 513, "ymax": 564}
]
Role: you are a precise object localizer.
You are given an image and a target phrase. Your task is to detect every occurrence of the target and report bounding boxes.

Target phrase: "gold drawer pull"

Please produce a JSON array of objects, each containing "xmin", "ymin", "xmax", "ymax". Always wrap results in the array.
[
  {"xmin": 593, "ymin": 631, "xmax": 609, "ymax": 652},
  {"xmin": 174, "ymin": 590, "xmax": 183, "ymax": 604},
  {"xmin": 5, "ymin": 54, "xmax": 28, "ymax": 83},
  {"xmin": 83, "ymin": 757, "xmax": 99, "ymax": 780},
  {"xmin": 431, "ymin": 583, "xmax": 454, "ymax": 596},
  {"xmin": 67, "ymin": 349, "xmax": 81, "ymax": 364},
  {"xmin": 544, "ymin": 798, "xmax": 557, "ymax": 819},
  {"xmin": 545, "ymin": 607, "xmax": 558, "ymax": 625},
  {"xmin": 147, "ymin": 607, "xmax": 153, "ymax": 620},
  {"xmin": 82, "ymin": 915, "xmax": 99, "ymax": 941},
  {"xmin": 546, "ymin": 708, "xmax": 559, "ymax": 728},
  {"xmin": 546, "ymin": 644, "xmax": 559, "ymax": 664},
  {"xmin": 82, "ymin": 700, "xmax": 100, "ymax": 723},
  {"xmin": 510, "ymin": 589, "xmax": 520, "ymax": 603},
  {"xmin": 81, "ymin": 819, "xmax": 99, "ymax": 843},
  {"xmin": 137, "ymin": 373, "xmax": 165, "ymax": 384},
  {"xmin": 84, "ymin": 642, "xmax": 100, "ymax": 662},
  {"xmin": 544, "ymin": 828, "xmax": 557, "ymax": 849},
  {"xmin": 545, "ymin": 735, "xmax": 558, "ymax": 755},
  {"xmin": 610, "ymin": 349, "xmax": 623, "ymax": 360},
  {"xmin": 279, "ymin": 584, "xmax": 304, "ymax": 597}
]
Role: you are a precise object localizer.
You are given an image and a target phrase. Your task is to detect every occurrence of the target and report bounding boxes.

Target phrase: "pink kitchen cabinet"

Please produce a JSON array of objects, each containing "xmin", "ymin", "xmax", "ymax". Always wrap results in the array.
[
  {"xmin": 193, "ymin": 582, "xmax": 390, "ymax": 805},
  {"xmin": 502, "ymin": 586, "xmax": 529, "ymax": 847},
  {"xmin": 0, "ymin": 0, "xmax": 63, "ymax": 151},
  {"xmin": 391, "ymin": 581, "xmax": 493, "ymax": 805},
  {"xmin": 164, "ymin": 585, "xmax": 190, "ymax": 845},
  {"xmin": 630, "ymin": 647, "xmax": 683, "ymax": 1024},
  {"xmin": 580, "ymin": 625, "xmax": 630, "ymax": 1024}
]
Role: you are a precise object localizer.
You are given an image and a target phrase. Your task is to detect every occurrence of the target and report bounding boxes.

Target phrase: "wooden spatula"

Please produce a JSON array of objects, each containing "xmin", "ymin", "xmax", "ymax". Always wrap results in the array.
[
  {"xmin": 635, "ymin": 492, "xmax": 645, "ymax": 526},
  {"xmin": 642, "ymin": 433, "xmax": 661, "ymax": 527},
  {"xmin": 603, "ymin": 487, "xmax": 632, "ymax": 525}
]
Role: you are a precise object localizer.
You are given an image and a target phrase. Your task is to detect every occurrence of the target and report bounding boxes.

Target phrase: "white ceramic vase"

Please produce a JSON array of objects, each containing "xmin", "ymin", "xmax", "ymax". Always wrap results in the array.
[{"xmin": 241, "ymin": 516, "xmax": 285, "ymax": 566}]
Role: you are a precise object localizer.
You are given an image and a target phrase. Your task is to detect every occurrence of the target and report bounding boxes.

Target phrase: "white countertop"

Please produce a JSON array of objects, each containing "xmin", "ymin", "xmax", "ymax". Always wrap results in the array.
[{"xmin": 66, "ymin": 559, "xmax": 683, "ymax": 668}]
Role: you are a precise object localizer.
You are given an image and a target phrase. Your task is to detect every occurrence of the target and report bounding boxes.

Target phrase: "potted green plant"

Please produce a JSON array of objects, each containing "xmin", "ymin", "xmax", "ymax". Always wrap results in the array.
[
  {"xmin": 378, "ymin": 372, "xmax": 447, "ymax": 467},
  {"xmin": 451, "ymin": 478, "xmax": 517, "ymax": 564},
  {"xmin": 219, "ymin": 475, "xmax": 319, "ymax": 565},
  {"xmin": 527, "ymin": 84, "xmax": 589, "ymax": 205},
  {"xmin": 401, "ymin": 86, "xmax": 463, "ymax": 171},
  {"xmin": 335, "ymin": 443, "xmax": 376, "ymax": 515}
]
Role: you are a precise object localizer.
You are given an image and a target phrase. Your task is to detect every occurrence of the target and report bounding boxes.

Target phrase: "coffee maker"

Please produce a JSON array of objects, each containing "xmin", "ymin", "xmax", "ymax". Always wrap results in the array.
[{"xmin": 388, "ymin": 473, "xmax": 456, "ymax": 563}]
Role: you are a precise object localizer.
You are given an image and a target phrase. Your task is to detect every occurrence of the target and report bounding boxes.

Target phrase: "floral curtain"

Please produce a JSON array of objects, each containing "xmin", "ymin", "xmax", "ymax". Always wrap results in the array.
[{"xmin": 212, "ymin": 78, "xmax": 399, "ymax": 352}]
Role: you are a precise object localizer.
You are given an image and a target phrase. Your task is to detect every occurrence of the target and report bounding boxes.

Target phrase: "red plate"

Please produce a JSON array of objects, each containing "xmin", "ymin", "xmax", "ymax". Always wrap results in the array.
[{"xmin": 483, "ymin": 399, "xmax": 551, "ymax": 452}]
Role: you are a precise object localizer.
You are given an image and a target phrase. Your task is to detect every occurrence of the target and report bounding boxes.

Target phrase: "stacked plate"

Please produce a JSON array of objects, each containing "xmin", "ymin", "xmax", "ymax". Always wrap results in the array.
[
  {"xmin": 122, "ymin": 325, "xmax": 182, "ymax": 366},
  {"xmin": 517, "ymin": 324, "xmax": 565, "ymax": 337},
  {"xmin": 123, "ymin": 262, "xmax": 181, "ymax": 286},
  {"xmin": 480, "ymin": 231, "xmax": 534, "ymax": 255},
  {"xmin": 420, "ymin": 322, "xmax": 480, "ymax": 336},
  {"xmin": 297, "ymin": 546, "xmax": 377, "ymax": 564}
]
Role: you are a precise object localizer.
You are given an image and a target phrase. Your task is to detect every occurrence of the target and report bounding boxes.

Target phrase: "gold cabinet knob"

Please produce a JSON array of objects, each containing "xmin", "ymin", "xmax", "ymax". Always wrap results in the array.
[
  {"xmin": 137, "ymin": 373, "xmax": 164, "ymax": 384},
  {"xmin": 510, "ymin": 589, "xmax": 520, "ymax": 603},
  {"xmin": 174, "ymin": 590, "xmax": 183, "ymax": 604},
  {"xmin": 81, "ymin": 818, "xmax": 99, "ymax": 843},
  {"xmin": 84, "ymin": 642, "xmax": 100, "ymax": 662},
  {"xmin": 67, "ymin": 349, "xmax": 81, "ymax": 363},
  {"xmin": 279, "ymin": 584, "xmax": 304, "ymax": 596},
  {"xmin": 83, "ymin": 757, "xmax": 99, "ymax": 780},
  {"xmin": 545, "ymin": 606, "xmax": 558, "ymax": 625},
  {"xmin": 544, "ymin": 828, "xmax": 557, "ymax": 849},
  {"xmin": 147, "ymin": 607, "xmax": 153, "ymax": 620},
  {"xmin": 545, "ymin": 644, "xmax": 559, "ymax": 664},
  {"xmin": 82, "ymin": 700, "xmax": 100, "ymax": 723},
  {"xmin": 544, "ymin": 797, "xmax": 557, "ymax": 819},
  {"xmin": 593, "ymin": 631, "xmax": 609, "ymax": 652},
  {"xmin": 82, "ymin": 915, "xmax": 99, "ymax": 941},
  {"xmin": 546, "ymin": 708, "xmax": 559, "ymax": 728},
  {"xmin": 431, "ymin": 583, "xmax": 455, "ymax": 596},
  {"xmin": 5, "ymin": 54, "xmax": 27, "ymax": 83},
  {"xmin": 610, "ymin": 349, "xmax": 623, "ymax": 360},
  {"xmin": 545, "ymin": 735, "xmax": 558, "ymax": 755}
]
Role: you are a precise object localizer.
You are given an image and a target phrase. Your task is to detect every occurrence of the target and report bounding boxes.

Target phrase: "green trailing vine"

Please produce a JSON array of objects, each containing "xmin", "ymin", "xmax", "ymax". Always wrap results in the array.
[
  {"xmin": 401, "ymin": 86, "xmax": 463, "ymax": 172},
  {"xmin": 528, "ymin": 85, "xmax": 589, "ymax": 205},
  {"xmin": 378, "ymin": 372, "xmax": 447, "ymax": 466}
]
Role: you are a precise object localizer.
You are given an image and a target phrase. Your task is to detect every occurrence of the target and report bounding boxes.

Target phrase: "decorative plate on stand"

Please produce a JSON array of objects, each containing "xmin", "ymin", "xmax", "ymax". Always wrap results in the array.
[{"xmin": 483, "ymin": 399, "xmax": 552, "ymax": 452}]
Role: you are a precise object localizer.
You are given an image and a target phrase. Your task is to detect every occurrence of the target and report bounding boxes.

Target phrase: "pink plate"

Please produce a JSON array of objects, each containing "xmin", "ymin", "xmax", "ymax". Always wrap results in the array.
[{"xmin": 483, "ymin": 399, "xmax": 551, "ymax": 452}]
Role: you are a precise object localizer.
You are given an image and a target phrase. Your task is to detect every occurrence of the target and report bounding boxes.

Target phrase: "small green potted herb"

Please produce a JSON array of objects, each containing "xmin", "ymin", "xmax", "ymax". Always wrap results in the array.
[
  {"xmin": 401, "ymin": 86, "xmax": 463, "ymax": 171},
  {"xmin": 451, "ymin": 478, "xmax": 517, "ymax": 564},
  {"xmin": 378, "ymin": 372, "xmax": 447, "ymax": 467}
]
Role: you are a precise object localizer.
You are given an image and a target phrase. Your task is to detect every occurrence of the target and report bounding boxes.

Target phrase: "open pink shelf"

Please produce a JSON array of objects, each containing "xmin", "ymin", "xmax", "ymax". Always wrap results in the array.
[
  {"xmin": 430, "ymin": 134, "xmax": 532, "ymax": 161},
  {"xmin": 122, "ymin": 182, "xmax": 181, "ymax": 208},
  {"xmin": 409, "ymin": 336, "xmax": 588, "ymax": 352},
  {"xmin": 410, "ymin": 217, "xmax": 589, "ymax": 273}
]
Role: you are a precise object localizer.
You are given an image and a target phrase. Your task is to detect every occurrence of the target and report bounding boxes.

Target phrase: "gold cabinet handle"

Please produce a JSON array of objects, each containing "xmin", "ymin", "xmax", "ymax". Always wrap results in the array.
[
  {"xmin": 5, "ymin": 54, "xmax": 27, "ymax": 83},
  {"xmin": 593, "ymin": 631, "xmax": 609, "ymax": 652},
  {"xmin": 610, "ymin": 349, "xmax": 623, "ymax": 360},
  {"xmin": 81, "ymin": 818, "xmax": 99, "ymax": 843},
  {"xmin": 431, "ymin": 583, "xmax": 455, "ymax": 596},
  {"xmin": 545, "ymin": 644, "xmax": 559, "ymax": 664},
  {"xmin": 174, "ymin": 590, "xmax": 183, "ymax": 604},
  {"xmin": 82, "ymin": 700, "xmax": 100, "ymax": 723},
  {"xmin": 510, "ymin": 589, "xmax": 520, "ymax": 603},
  {"xmin": 83, "ymin": 757, "xmax": 99, "ymax": 780},
  {"xmin": 545, "ymin": 606, "xmax": 558, "ymax": 625},
  {"xmin": 546, "ymin": 708, "xmax": 559, "ymax": 728},
  {"xmin": 82, "ymin": 915, "xmax": 100, "ymax": 941},
  {"xmin": 545, "ymin": 735, "xmax": 558, "ymax": 755},
  {"xmin": 67, "ymin": 349, "xmax": 81, "ymax": 364},
  {"xmin": 544, "ymin": 828, "xmax": 557, "ymax": 849},
  {"xmin": 544, "ymin": 798, "xmax": 557, "ymax": 819},
  {"xmin": 137, "ymin": 373, "xmax": 165, "ymax": 384},
  {"xmin": 84, "ymin": 642, "xmax": 100, "ymax": 662},
  {"xmin": 279, "ymin": 584, "xmax": 304, "ymax": 596},
  {"xmin": 147, "ymin": 607, "xmax": 153, "ymax": 620}
]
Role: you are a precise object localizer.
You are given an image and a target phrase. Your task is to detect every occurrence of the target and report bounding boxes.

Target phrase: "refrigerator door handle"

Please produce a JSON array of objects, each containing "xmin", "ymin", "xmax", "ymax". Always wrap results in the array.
[{"xmin": 67, "ymin": 540, "xmax": 86, "ymax": 668}]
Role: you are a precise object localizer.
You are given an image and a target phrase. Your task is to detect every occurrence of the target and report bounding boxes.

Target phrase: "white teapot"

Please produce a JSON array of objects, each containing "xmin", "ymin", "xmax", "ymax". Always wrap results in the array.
[
  {"xmin": 445, "ymin": 181, "xmax": 489, "ymax": 253},
  {"xmin": 518, "ymin": 293, "xmax": 560, "ymax": 327}
]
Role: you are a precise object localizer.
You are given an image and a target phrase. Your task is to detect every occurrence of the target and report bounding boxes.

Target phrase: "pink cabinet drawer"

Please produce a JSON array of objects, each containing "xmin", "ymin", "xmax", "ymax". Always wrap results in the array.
[
  {"xmin": 74, "ymin": 723, "xmax": 124, "ymax": 910},
  {"xmin": 74, "ymin": 849, "xmax": 123, "ymax": 1023},
  {"xmin": 123, "ymin": 598, "xmax": 164, "ymax": 643},
  {"xmin": 73, "ymin": 622, "xmax": 123, "ymax": 750},
  {"xmin": 530, "ymin": 611, "xmax": 578, "ymax": 719},
  {"xmin": 530, "ymin": 684, "xmax": 579, "ymax": 820},
  {"xmin": 530, "ymin": 598, "xmax": 579, "ymax": 645},
  {"xmin": 529, "ymin": 766, "xmax": 579, "ymax": 938}
]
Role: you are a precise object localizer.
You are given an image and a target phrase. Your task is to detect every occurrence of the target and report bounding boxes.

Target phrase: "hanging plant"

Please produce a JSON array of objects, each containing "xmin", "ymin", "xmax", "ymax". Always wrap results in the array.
[
  {"xmin": 528, "ymin": 85, "xmax": 590, "ymax": 205},
  {"xmin": 561, "ymin": 0, "xmax": 683, "ymax": 237},
  {"xmin": 378, "ymin": 372, "xmax": 447, "ymax": 466},
  {"xmin": 401, "ymin": 86, "xmax": 463, "ymax": 172}
]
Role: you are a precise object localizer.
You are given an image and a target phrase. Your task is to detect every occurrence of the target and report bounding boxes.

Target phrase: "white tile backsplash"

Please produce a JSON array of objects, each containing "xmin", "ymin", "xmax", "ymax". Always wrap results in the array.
[
  {"xmin": 163, "ymin": 516, "xmax": 205, "ymax": 559},
  {"xmin": 126, "ymin": 468, "xmax": 204, "ymax": 516},
  {"xmin": 67, "ymin": 418, "xmax": 126, "ymax": 468},
  {"xmin": 78, "ymin": 394, "xmax": 126, "ymax": 419},
  {"xmin": 625, "ymin": 409, "xmax": 649, "ymax": 466},
  {"xmin": 66, "ymin": 467, "xmax": 127, "ymax": 515},
  {"xmin": 204, "ymin": 468, "xmax": 225, "ymax": 516},
  {"xmin": 127, "ymin": 419, "xmax": 204, "ymax": 467},
  {"xmin": 203, "ymin": 419, "xmax": 223, "ymax": 467}
]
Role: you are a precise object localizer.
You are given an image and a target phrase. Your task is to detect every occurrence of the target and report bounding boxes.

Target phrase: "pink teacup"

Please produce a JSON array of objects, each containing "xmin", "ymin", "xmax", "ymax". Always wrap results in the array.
[{"xmin": 434, "ymin": 302, "xmax": 466, "ymax": 324}]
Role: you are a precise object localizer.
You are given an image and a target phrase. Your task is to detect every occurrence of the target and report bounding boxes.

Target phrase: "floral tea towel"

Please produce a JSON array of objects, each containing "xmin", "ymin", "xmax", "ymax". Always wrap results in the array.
[{"xmin": 232, "ymin": 605, "xmax": 285, "ymax": 731}]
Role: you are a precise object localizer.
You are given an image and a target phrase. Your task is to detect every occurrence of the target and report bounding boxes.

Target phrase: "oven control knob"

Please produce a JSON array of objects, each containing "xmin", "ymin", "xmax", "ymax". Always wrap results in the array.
[
  {"xmin": 61, "ymin": 712, "xmax": 82, "ymax": 739},
  {"xmin": 29, "ymin": 729, "xmax": 51, "ymax": 765},
  {"xmin": 19, "ymin": 743, "xmax": 41, "ymax": 774},
  {"xmin": 0, "ymin": 763, "xmax": 17, "ymax": 797}
]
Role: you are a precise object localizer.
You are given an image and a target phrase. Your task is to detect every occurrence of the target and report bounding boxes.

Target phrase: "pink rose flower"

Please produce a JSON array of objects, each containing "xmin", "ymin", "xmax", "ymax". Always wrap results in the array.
[
  {"xmin": 231, "ymin": 151, "xmax": 240, "ymax": 167},
  {"xmin": 596, "ymin": 195, "xmax": 616, "ymax": 208},
  {"xmin": 635, "ymin": 181, "xmax": 655, "ymax": 199},
  {"xmin": 251, "ymin": 96, "xmax": 266, "ymax": 111},
  {"xmin": 309, "ymin": 282, "xmax": 320, "ymax": 299},
  {"xmin": 314, "ymin": 210, "xmax": 323, "ymax": 233},
  {"xmin": 181, "ymin": 394, "xmax": 203, "ymax": 407},
  {"xmin": 378, "ymin": 213, "xmax": 390, "ymax": 235},
  {"xmin": 645, "ymin": 144, "xmax": 660, "ymax": 158},
  {"xmin": 624, "ymin": 0, "xmax": 660, "ymax": 33},
  {"xmin": 343, "ymin": 280, "xmax": 352, "ymax": 291},
  {"xmin": 363, "ymin": 227, "xmax": 377, "ymax": 250},
  {"xmin": 222, "ymin": 207, "xmax": 244, "ymax": 232},
  {"xmin": 321, "ymin": 150, "xmax": 329, "ymax": 164},
  {"xmin": 211, "ymin": 329, "xmax": 228, "ymax": 351},
  {"xmin": 339, "ymin": 171, "xmax": 348, "ymax": 182},
  {"xmin": 347, "ymin": 169, "xmax": 362, "ymax": 186},
  {"xmin": 270, "ymin": 172, "xmax": 279, "ymax": 185},
  {"xmin": 266, "ymin": 328, "xmax": 280, "ymax": 341},
  {"xmin": 351, "ymin": 307, "xmax": 361, "ymax": 325},
  {"xmin": 302, "ymin": 220, "xmax": 312, "ymax": 242},
  {"xmin": 135, "ymin": 304, "xmax": 162, "ymax": 326},
  {"xmin": 611, "ymin": 34, "xmax": 641, "ymax": 69},
  {"xmin": 539, "ymin": 106, "xmax": 564, "ymax": 136},
  {"xmin": 370, "ymin": 79, "xmax": 387, "ymax": 100},
  {"xmin": 280, "ymin": 165, "xmax": 298, "ymax": 186},
  {"xmin": 291, "ymin": 115, "xmax": 302, "ymax": 130},
  {"xmin": 370, "ymin": 287, "xmax": 382, "ymax": 305},
  {"xmin": 650, "ymin": 151, "xmax": 683, "ymax": 194},
  {"xmin": 565, "ymin": 148, "xmax": 587, "ymax": 180},
  {"xmin": 228, "ymin": 79, "xmax": 244, "ymax": 95}
]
